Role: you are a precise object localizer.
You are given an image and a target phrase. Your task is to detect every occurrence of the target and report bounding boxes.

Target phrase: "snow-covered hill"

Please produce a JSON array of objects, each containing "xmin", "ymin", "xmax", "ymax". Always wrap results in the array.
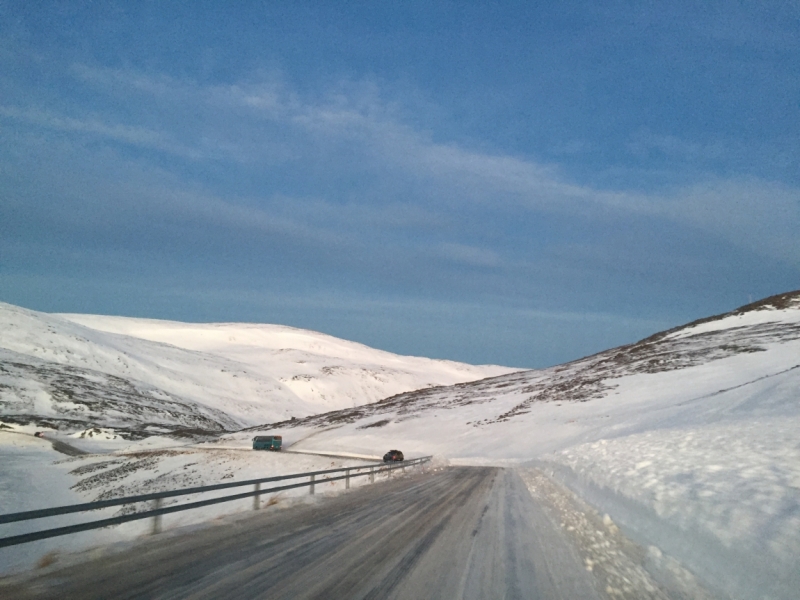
[
  {"xmin": 3, "ymin": 293, "xmax": 799, "ymax": 597},
  {"xmin": 0, "ymin": 303, "xmax": 515, "ymax": 437},
  {"xmin": 235, "ymin": 290, "xmax": 800, "ymax": 600},
  {"xmin": 260, "ymin": 290, "xmax": 800, "ymax": 458},
  {"xmin": 58, "ymin": 312, "xmax": 515, "ymax": 411}
]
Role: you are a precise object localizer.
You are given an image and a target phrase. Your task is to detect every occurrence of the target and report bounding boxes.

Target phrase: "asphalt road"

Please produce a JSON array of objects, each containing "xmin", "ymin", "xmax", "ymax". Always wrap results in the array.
[{"xmin": 3, "ymin": 467, "xmax": 602, "ymax": 599}]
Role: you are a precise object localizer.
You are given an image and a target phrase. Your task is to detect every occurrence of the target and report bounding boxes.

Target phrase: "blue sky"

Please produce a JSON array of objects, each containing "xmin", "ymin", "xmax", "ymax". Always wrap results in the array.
[{"xmin": 1, "ymin": 1, "xmax": 798, "ymax": 368}]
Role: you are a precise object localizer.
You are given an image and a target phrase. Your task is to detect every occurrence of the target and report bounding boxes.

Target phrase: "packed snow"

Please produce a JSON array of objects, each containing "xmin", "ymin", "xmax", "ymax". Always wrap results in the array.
[{"xmin": 0, "ymin": 431, "xmax": 85, "ymax": 575}]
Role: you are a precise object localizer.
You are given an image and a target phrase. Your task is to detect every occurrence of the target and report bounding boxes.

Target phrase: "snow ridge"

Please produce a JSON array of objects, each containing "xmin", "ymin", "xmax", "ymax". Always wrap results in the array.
[{"xmin": 0, "ymin": 302, "xmax": 515, "ymax": 436}]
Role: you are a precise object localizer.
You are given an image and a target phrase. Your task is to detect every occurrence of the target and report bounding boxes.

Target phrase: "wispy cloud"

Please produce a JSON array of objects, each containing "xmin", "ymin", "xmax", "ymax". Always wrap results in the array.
[
  {"xmin": 438, "ymin": 243, "xmax": 502, "ymax": 268},
  {"xmin": 627, "ymin": 129, "xmax": 729, "ymax": 162},
  {"xmin": 7, "ymin": 62, "xmax": 800, "ymax": 271},
  {"xmin": 0, "ymin": 105, "xmax": 209, "ymax": 160},
  {"xmin": 660, "ymin": 178, "xmax": 800, "ymax": 265}
]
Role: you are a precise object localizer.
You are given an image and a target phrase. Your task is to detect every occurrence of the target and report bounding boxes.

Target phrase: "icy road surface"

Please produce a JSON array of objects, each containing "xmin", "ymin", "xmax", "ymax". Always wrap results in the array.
[{"xmin": 6, "ymin": 467, "xmax": 609, "ymax": 600}]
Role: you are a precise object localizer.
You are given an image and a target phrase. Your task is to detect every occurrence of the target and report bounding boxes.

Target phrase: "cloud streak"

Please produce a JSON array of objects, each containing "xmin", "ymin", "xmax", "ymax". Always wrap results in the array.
[
  {"xmin": 0, "ymin": 105, "xmax": 209, "ymax": 160},
  {"xmin": 4, "ymin": 61, "xmax": 798, "ymax": 282},
  {"xmin": 4, "ymin": 62, "xmax": 798, "ymax": 273},
  {"xmin": 0, "ymin": 60, "xmax": 800, "ymax": 342}
]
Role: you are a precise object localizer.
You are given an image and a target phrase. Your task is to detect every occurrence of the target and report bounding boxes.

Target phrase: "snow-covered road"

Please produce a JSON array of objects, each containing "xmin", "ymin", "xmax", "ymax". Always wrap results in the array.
[{"xmin": 0, "ymin": 467, "xmax": 645, "ymax": 600}]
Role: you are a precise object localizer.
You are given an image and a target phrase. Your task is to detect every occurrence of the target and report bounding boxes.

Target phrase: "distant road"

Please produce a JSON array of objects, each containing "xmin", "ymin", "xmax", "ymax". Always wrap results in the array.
[
  {"xmin": 0, "ymin": 431, "xmax": 88, "ymax": 456},
  {"xmin": 48, "ymin": 439, "xmax": 88, "ymax": 457},
  {"xmin": 282, "ymin": 448, "xmax": 383, "ymax": 461},
  {"xmin": 5, "ymin": 467, "xmax": 601, "ymax": 599}
]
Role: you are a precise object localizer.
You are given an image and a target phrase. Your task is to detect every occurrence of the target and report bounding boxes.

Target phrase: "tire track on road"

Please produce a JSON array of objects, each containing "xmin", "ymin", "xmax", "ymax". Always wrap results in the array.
[{"xmin": 3, "ymin": 467, "xmax": 604, "ymax": 600}]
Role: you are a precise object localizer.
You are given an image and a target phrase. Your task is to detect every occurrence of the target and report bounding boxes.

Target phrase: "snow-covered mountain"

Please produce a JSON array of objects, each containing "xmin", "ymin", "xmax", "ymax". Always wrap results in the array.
[{"xmin": 0, "ymin": 302, "xmax": 515, "ymax": 437}]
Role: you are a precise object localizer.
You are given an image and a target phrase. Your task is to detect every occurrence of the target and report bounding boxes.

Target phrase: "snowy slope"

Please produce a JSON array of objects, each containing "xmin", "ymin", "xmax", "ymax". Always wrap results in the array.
[
  {"xmin": 0, "ymin": 302, "xmax": 515, "ymax": 436},
  {"xmin": 59, "ymin": 312, "xmax": 515, "ymax": 412},
  {"xmin": 231, "ymin": 290, "xmax": 800, "ymax": 599},
  {"xmin": 251, "ymin": 290, "xmax": 800, "ymax": 457},
  {"xmin": 3, "ymin": 293, "xmax": 799, "ymax": 596}
]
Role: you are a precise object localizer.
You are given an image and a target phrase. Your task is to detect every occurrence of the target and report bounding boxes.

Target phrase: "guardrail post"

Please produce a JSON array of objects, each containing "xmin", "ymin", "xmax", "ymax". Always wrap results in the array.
[
  {"xmin": 370, "ymin": 466, "xmax": 375, "ymax": 484},
  {"xmin": 151, "ymin": 498, "xmax": 162, "ymax": 535},
  {"xmin": 345, "ymin": 468, "xmax": 350, "ymax": 490},
  {"xmin": 253, "ymin": 482, "xmax": 260, "ymax": 510},
  {"xmin": 310, "ymin": 474, "xmax": 315, "ymax": 495}
]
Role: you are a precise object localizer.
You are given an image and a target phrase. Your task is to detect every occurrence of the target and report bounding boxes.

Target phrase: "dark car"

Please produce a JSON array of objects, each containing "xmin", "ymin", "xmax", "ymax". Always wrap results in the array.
[{"xmin": 383, "ymin": 449, "xmax": 404, "ymax": 462}]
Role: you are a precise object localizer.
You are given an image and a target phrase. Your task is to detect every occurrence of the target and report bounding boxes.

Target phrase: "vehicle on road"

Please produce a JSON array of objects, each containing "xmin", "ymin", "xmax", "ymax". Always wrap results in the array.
[
  {"xmin": 383, "ymin": 449, "xmax": 404, "ymax": 462},
  {"xmin": 252, "ymin": 435, "xmax": 282, "ymax": 451},
  {"xmin": 34, "ymin": 432, "xmax": 45, "ymax": 438}
]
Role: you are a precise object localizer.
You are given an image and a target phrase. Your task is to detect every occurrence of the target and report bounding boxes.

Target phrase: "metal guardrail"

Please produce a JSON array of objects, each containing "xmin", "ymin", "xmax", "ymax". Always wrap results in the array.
[{"xmin": 0, "ymin": 456, "xmax": 432, "ymax": 548}]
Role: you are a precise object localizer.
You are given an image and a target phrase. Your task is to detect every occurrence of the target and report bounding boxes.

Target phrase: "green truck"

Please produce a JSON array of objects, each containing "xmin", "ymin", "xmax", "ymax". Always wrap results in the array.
[{"xmin": 252, "ymin": 435, "xmax": 282, "ymax": 451}]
